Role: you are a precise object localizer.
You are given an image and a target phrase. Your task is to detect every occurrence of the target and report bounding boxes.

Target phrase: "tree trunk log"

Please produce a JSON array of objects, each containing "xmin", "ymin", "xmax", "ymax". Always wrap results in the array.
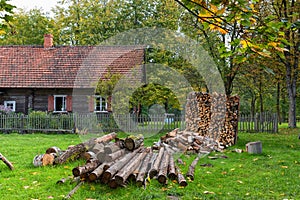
[
  {"xmin": 168, "ymin": 154, "xmax": 177, "ymax": 180},
  {"xmin": 72, "ymin": 159, "xmax": 101, "ymax": 177},
  {"xmin": 186, "ymin": 156, "xmax": 200, "ymax": 181},
  {"xmin": 136, "ymin": 152, "xmax": 153, "ymax": 187},
  {"xmin": 124, "ymin": 134, "xmax": 144, "ymax": 151},
  {"xmin": 104, "ymin": 143, "xmax": 122, "ymax": 154},
  {"xmin": 157, "ymin": 151, "xmax": 170, "ymax": 184},
  {"xmin": 105, "ymin": 149, "xmax": 126, "ymax": 162},
  {"xmin": 88, "ymin": 162, "xmax": 107, "ymax": 182},
  {"xmin": 149, "ymin": 147, "xmax": 165, "ymax": 178},
  {"xmin": 102, "ymin": 148, "xmax": 142, "ymax": 184},
  {"xmin": 0, "ymin": 153, "xmax": 14, "ymax": 170},
  {"xmin": 56, "ymin": 133, "xmax": 117, "ymax": 164},
  {"xmin": 115, "ymin": 151, "xmax": 147, "ymax": 185},
  {"xmin": 176, "ymin": 167, "xmax": 187, "ymax": 187}
]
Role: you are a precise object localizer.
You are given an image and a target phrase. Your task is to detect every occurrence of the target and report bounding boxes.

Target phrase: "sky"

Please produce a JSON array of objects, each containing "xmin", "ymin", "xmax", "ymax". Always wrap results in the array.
[{"xmin": 9, "ymin": 0, "xmax": 59, "ymax": 14}]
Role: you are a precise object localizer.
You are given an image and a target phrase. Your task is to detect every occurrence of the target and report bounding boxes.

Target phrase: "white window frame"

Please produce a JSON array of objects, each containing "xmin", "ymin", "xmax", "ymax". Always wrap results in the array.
[
  {"xmin": 54, "ymin": 95, "xmax": 67, "ymax": 112},
  {"xmin": 4, "ymin": 101, "xmax": 16, "ymax": 112},
  {"xmin": 94, "ymin": 95, "xmax": 108, "ymax": 112}
]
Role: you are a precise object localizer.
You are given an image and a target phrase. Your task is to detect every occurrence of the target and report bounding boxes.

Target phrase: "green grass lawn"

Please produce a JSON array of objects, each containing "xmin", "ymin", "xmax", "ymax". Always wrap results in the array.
[{"xmin": 0, "ymin": 128, "xmax": 300, "ymax": 200}]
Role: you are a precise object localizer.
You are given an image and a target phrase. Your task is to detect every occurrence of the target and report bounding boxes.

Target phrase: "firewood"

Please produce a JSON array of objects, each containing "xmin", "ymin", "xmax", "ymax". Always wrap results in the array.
[
  {"xmin": 96, "ymin": 151, "xmax": 106, "ymax": 163},
  {"xmin": 149, "ymin": 147, "xmax": 165, "ymax": 178},
  {"xmin": 94, "ymin": 132, "xmax": 117, "ymax": 144},
  {"xmin": 186, "ymin": 156, "xmax": 200, "ymax": 181},
  {"xmin": 0, "ymin": 153, "xmax": 14, "ymax": 170},
  {"xmin": 46, "ymin": 146, "xmax": 62, "ymax": 156},
  {"xmin": 91, "ymin": 143, "xmax": 105, "ymax": 154},
  {"xmin": 157, "ymin": 151, "xmax": 170, "ymax": 184},
  {"xmin": 176, "ymin": 167, "xmax": 187, "ymax": 187},
  {"xmin": 105, "ymin": 149, "xmax": 126, "ymax": 162},
  {"xmin": 72, "ymin": 159, "xmax": 101, "ymax": 177},
  {"xmin": 109, "ymin": 176, "xmax": 119, "ymax": 189},
  {"xmin": 124, "ymin": 134, "xmax": 144, "ymax": 151},
  {"xmin": 57, "ymin": 133, "xmax": 117, "ymax": 165},
  {"xmin": 115, "ymin": 151, "xmax": 147, "ymax": 185},
  {"xmin": 81, "ymin": 151, "xmax": 97, "ymax": 161},
  {"xmin": 136, "ymin": 153, "xmax": 153, "ymax": 186},
  {"xmin": 42, "ymin": 153, "xmax": 55, "ymax": 166},
  {"xmin": 88, "ymin": 162, "xmax": 107, "ymax": 182},
  {"xmin": 104, "ymin": 142, "xmax": 122, "ymax": 154},
  {"xmin": 168, "ymin": 155, "xmax": 177, "ymax": 180},
  {"xmin": 102, "ymin": 148, "xmax": 142, "ymax": 184},
  {"xmin": 56, "ymin": 176, "xmax": 73, "ymax": 184}
]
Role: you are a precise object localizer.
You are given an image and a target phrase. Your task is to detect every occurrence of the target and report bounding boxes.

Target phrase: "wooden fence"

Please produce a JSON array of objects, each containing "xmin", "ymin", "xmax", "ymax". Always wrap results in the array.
[
  {"xmin": 0, "ymin": 112, "xmax": 278, "ymax": 134},
  {"xmin": 0, "ymin": 113, "xmax": 185, "ymax": 134},
  {"xmin": 239, "ymin": 112, "xmax": 278, "ymax": 133}
]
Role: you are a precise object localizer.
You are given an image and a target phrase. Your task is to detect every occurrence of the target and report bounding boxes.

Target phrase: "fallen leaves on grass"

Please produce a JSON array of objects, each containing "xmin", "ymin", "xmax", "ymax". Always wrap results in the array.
[{"xmin": 203, "ymin": 191, "xmax": 215, "ymax": 194}]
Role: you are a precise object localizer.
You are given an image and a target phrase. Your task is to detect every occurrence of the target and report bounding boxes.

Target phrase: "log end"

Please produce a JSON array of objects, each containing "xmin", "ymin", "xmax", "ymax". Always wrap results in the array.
[{"xmin": 72, "ymin": 168, "xmax": 81, "ymax": 177}]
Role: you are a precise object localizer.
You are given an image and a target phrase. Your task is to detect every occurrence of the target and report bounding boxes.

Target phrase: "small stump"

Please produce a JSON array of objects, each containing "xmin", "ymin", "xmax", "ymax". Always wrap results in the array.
[{"xmin": 246, "ymin": 141, "xmax": 262, "ymax": 154}]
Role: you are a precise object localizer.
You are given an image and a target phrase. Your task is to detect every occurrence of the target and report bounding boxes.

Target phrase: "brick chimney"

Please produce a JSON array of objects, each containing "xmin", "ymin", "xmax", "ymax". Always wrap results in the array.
[{"xmin": 44, "ymin": 34, "xmax": 53, "ymax": 48}]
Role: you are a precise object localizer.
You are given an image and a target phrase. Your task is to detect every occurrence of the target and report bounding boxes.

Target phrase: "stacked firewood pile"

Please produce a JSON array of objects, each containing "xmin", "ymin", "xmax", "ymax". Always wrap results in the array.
[
  {"xmin": 34, "ymin": 130, "xmax": 223, "ymax": 195},
  {"xmin": 185, "ymin": 92, "xmax": 240, "ymax": 148}
]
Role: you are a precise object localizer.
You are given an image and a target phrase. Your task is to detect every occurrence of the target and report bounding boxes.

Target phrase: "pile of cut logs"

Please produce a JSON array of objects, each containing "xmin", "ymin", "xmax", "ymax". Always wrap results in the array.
[
  {"xmin": 34, "ymin": 130, "xmax": 222, "ymax": 193},
  {"xmin": 185, "ymin": 92, "xmax": 240, "ymax": 147}
]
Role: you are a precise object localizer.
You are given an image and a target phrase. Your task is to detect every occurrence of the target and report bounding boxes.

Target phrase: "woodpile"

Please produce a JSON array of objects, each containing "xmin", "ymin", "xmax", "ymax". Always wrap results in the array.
[{"xmin": 185, "ymin": 92, "xmax": 240, "ymax": 148}]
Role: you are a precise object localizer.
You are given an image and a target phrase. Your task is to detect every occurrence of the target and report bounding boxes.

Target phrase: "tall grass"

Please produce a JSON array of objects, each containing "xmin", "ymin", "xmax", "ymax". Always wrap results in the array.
[{"xmin": 0, "ymin": 128, "xmax": 300, "ymax": 199}]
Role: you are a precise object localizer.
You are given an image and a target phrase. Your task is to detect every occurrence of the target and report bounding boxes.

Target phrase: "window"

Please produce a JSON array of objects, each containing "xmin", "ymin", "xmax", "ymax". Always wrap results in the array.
[
  {"xmin": 4, "ymin": 101, "xmax": 16, "ymax": 112},
  {"xmin": 54, "ymin": 95, "xmax": 67, "ymax": 112},
  {"xmin": 94, "ymin": 96, "xmax": 107, "ymax": 112}
]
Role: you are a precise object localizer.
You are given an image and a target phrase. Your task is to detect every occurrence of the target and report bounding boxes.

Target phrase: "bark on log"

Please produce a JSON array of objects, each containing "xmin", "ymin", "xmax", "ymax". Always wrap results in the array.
[
  {"xmin": 102, "ymin": 148, "xmax": 142, "ymax": 184},
  {"xmin": 149, "ymin": 147, "xmax": 165, "ymax": 178},
  {"xmin": 57, "ymin": 133, "xmax": 117, "ymax": 164},
  {"xmin": 105, "ymin": 149, "xmax": 126, "ymax": 162},
  {"xmin": 176, "ymin": 167, "xmax": 187, "ymax": 187},
  {"xmin": 104, "ymin": 143, "xmax": 122, "ymax": 154},
  {"xmin": 136, "ymin": 153, "xmax": 152, "ymax": 187},
  {"xmin": 167, "ymin": 154, "xmax": 177, "ymax": 180},
  {"xmin": 91, "ymin": 143, "xmax": 105, "ymax": 154},
  {"xmin": 115, "ymin": 151, "xmax": 147, "ymax": 185},
  {"xmin": 186, "ymin": 156, "xmax": 200, "ymax": 181},
  {"xmin": 46, "ymin": 146, "xmax": 62, "ymax": 155},
  {"xmin": 124, "ymin": 134, "xmax": 144, "ymax": 151},
  {"xmin": 72, "ymin": 159, "xmax": 101, "ymax": 177},
  {"xmin": 88, "ymin": 162, "xmax": 107, "ymax": 182},
  {"xmin": 157, "ymin": 151, "xmax": 170, "ymax": 184},
  {"xmin": 0, "ymin": 153, "xmax": 14, "ymax": 170},
  {"xmin": 81, "ymin": 151, "xmax": 97, "ymax": 161}
]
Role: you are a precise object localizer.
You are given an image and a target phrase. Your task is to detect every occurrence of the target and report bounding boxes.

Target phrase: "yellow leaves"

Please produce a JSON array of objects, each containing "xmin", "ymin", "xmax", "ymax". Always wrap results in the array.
[
  {"xmin": 204, "ymin": 191, "xmax": 215, "ymax": 194},
  {"xmin": 281, "ymin": 166, "xmax": 288, "ymax": 169},
  {"xmin": 240, "ymin": 40, "xmax": 249, "ymax": 48}
]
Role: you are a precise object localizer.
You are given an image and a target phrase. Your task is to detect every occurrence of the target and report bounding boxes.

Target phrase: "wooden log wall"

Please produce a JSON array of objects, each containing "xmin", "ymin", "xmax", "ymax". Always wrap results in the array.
[{"xmin": 185, "ymin": 92, "xmax": 240, "ymax": 147}]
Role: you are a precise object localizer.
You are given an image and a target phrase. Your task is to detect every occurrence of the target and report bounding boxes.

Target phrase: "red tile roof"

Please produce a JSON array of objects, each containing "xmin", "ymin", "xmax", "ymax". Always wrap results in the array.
[{"xmin": 0, "ymin": 45, "xmax": 145, "ymax": 88}]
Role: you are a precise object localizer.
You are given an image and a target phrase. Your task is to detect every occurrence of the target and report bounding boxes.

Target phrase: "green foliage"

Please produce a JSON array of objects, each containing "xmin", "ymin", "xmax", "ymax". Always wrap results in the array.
[{"xmin": 0, "ymin": 0, "xmax": 15, "ymax": 34}]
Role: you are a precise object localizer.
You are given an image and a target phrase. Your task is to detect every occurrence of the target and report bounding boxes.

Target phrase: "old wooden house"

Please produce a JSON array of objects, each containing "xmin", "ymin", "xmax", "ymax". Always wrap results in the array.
[{"xmin": 0, "ymin": 34, "xmax": 145, "ymax": 114}]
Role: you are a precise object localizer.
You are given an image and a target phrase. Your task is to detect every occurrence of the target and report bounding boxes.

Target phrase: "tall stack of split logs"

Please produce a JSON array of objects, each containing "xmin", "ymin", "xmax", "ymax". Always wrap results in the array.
[{"xmin": 185, "ymin": 92, "xmax": 240, "ymax": 148}]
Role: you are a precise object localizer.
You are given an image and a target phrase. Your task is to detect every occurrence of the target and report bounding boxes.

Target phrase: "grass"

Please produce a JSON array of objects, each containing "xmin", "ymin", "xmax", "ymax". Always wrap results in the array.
[{"xmin": 0, "ymin": 127, "xmax": 300, "ymax": 199}]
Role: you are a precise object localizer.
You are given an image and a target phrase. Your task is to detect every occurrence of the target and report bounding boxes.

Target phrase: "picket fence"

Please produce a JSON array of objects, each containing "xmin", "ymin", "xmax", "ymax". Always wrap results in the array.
[{"xmin": 0, "ymin": 112, "xmax": 278, "ymax": 134}]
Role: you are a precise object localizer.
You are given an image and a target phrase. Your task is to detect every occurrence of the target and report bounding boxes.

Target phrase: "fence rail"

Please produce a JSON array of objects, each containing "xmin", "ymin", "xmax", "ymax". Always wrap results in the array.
[
  {"xmin": 0, "ymin": 112, "xmax": 278, "ymax": 134},
  {"xmin": 239, "ymin": 112, "xmax": 278, "ymax": 133}
]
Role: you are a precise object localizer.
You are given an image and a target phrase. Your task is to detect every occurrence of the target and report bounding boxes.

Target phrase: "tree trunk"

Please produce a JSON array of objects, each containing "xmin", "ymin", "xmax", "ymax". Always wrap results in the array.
[
  {"xmin": 105, "ymin": 149, "xmax": 126, "ymax": 162},
  {"xmin": 115, "ymin": 151, "xmax": 147, "ymax": 185},
  {"xmin": 135, "ymin": 153, "xmax": 152, "ymax": 186},
  {"xmin": 168, "ymin": 155, "xmax": 176, "ymax": 180},
  {"xmin": 88, "ymin": 162, "xmax": 107, "ymax": 182},
  {"xmin": 124, "ymin": 134, "xmax": 144, "ymax": 151},
  {"xmin": 176, "ymin": 166, "xmax": 187, "ymax": 187},
  {"xmin": 149, "ymin": 147, "xmax": 165, "ymax": 178},
  {"xmin": 72, "ymin": 159, "xmax": 101, "ymax": 177},
  {"xmin": 186, "ymin": 156, "xmax": 200, "ymax": 181},
  {"xmin": 102, "ymin": 148, "xmax": 141, "ymax": 184},
  {"xmin": 157, "ymin": 151, "xmax": 170, "ymax": 184}
]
